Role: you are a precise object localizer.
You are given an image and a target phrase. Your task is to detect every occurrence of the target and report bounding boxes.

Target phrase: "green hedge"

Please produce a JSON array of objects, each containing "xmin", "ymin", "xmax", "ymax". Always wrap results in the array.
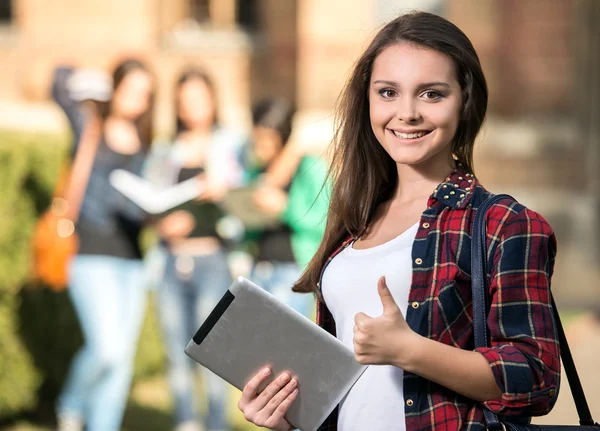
[{"xmin": 0, "ymin": 130, "xmax": 164, "ymax": 420}]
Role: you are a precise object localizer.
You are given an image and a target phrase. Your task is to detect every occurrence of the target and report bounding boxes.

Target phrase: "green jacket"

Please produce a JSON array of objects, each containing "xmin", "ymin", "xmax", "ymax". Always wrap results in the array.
[{"xmin": 282, "ymin": 155, "xmax": 330, "ymax": 268}]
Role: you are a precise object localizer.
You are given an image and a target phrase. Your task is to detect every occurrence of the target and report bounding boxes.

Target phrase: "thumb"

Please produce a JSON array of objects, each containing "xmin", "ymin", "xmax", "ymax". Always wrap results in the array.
[{"xmin": 378, "ymin": 276, "xmax": 399, "ymax": 315}]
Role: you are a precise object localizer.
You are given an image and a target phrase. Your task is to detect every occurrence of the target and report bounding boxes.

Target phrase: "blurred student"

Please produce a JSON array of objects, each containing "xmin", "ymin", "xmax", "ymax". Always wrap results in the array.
[
  {"xmin": 52, "ymin": 59, "xmax": 155, "ymax": 431},
  {"xmin": 147, "ymin": 66, "xmax": 244, "ymax": 431},
  {"xmin": 244, "ymin": 99, "xmax": 330, "ymax": 319}
]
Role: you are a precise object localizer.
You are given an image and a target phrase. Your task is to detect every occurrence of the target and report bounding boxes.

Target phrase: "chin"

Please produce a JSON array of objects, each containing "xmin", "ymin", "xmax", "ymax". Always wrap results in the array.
[
  {"xmin": 382, "ymin": 141, "xmax": 452, "ymax": 170},
  {"xmin": 386, "ymin": 148, "xmax": 451, "ymax": 169},
  {"xmin": 384, "ymin": 147, "xmax": 427, "ymax": 165}
]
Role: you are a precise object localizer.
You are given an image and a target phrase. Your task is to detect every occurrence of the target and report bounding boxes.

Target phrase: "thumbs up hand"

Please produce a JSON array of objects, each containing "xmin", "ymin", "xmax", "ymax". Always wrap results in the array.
[{"xmin": 353, "ymin": 276, "xmax": 421, "ymax": 367}]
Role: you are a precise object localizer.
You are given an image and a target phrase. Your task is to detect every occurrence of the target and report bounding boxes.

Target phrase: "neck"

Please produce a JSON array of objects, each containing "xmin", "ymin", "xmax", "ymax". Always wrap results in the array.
[{"xmin": 392, "ymin": 155, "xmax": 455, "ymax": 203}]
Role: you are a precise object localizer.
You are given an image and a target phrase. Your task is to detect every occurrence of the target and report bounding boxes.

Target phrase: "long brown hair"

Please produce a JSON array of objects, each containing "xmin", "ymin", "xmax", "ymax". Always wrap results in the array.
[
  {"xmin": 293, "ymin": 11, "xmax": 488, "ymax": 297},
  {"xmin": 96, "ymin": 58, "xmax": 155, "ymax": 148}
]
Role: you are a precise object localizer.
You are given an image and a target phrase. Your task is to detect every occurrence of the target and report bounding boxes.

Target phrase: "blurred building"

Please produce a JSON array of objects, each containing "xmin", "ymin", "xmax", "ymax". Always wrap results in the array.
[{"xmin": 0, "ymin": 0, "xmax": 598, "ymax": 306}]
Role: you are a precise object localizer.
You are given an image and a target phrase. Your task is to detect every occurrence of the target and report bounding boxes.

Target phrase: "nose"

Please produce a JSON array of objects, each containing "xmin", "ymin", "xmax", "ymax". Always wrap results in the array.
[{"xmin": 396, "ymin": 96, "xmax": 421, "ymax": 124}]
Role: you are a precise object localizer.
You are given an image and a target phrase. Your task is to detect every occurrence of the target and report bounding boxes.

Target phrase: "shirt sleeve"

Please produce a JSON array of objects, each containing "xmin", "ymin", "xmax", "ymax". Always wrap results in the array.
[{"xmin": 474, "ymin": 204, "xmax": 560, "ymax": 417}]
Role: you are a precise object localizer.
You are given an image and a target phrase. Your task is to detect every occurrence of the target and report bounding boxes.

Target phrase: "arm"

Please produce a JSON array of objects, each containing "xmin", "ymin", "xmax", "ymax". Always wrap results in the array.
[
  {"xmin": 401, "ymin": 334, "xmax": 503, "ymax": 401},
  {"xmin": 262, "ymin": 143, "xmax": 304, "ymax": 189},
  {"xmin": 264, "ymin": 112, "xmax": 334, "ymax": 188},
  {"xmin": 474, "ymin": 207, "xmax": 560, "ymax": 415},
  {"xmin": 51, "ymin": 67, "xmax": 86, "ymax": 147}
]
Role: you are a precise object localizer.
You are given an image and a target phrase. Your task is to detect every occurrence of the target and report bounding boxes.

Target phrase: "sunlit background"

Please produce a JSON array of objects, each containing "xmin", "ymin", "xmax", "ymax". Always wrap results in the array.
[{"xmin": 0, "ymin": 0, "xmax": 598, "ymax": 430}]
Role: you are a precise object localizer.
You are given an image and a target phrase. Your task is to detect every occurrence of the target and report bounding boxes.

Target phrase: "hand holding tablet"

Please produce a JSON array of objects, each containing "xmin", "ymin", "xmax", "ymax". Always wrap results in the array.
[{"xmin": 184, "ymin": 277, "xmax": 367, "ymax": 431}]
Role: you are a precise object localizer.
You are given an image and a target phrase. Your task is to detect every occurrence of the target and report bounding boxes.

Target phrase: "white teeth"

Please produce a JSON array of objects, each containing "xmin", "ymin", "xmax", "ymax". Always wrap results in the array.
[{"xmin": 393, "ymin": 130, "xmax": 429, "ymax": 139}]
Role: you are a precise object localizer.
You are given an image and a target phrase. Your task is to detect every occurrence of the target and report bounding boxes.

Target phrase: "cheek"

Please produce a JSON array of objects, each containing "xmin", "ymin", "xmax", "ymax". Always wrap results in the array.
[
  {"xmin": 134, "ymin": 93, "xmax": 150, "ymax": 113},
  {"xmin": 193, "ymin": 101, "xmax": 213, "ymax": 122},
  {"xmin": 427, "ymin": 103, "xmax": 460, "ymax": 133},
  {"xmin": 113, "ymin": 91, "xmax": 130, "ymax": 114},
  {"xmin": 369, "ymin": 101, "xmax": 394, "ymax": 139},
  {"xmin": 121, "ymin": 91, "xmax": 148, "ymax": 114},
  {"xmin": 255, "ymin": 140, "xmax": 277, "ymax": 162}
]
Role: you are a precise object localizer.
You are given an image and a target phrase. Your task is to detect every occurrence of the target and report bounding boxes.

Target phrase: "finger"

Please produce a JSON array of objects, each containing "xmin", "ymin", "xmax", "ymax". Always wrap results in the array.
[
  {"xmin": 240, "ymin": 367, "xmax": 271, "ymax": 406},
  {"xmin": 354, "ymin": 312, "xmax": 371, "ymax": 329},
  {"xmin": 355, "ymin": 352, "xmax": 370, "ymax": 365},
  {"xmin": 378, "ymin": 276, "xmax": 400, "ymax": 315},
  {"xmin": 353, "ymin": 330, "xmax": 367, "ymax": 345},
  {"xmin": 265, "ymin": 387, "xmax": 299, "ymax": 429},
  {"xmin": 254, "ymin": 372, "xmax": 292, "ymax": 411},
  {"xmin": 261, "ymin": 378, "xmax": 298, "ymax": 421}
]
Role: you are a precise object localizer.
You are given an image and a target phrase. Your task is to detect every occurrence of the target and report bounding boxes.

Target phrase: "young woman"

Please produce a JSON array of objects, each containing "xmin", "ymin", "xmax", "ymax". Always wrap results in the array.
[
  {"xmin": 148, "ymin": 66, "xmax": 245, "ymax": 431},
  {"xmin": 244, "ymin": 98, "xmax": 329, "ymax": 319},
  {"xmin": 52, "ymin": 59, "xmax": 155, "ymax": 431},
  {"xmin": 236, "ymin": 11, "xmax": 560, "ymax": 431}
]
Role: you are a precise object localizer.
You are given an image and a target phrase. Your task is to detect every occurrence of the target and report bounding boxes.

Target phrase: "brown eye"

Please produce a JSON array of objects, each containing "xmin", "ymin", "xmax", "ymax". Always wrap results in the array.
[
  {"xmin": 422, "ymin": 90, "xmax": 442, "ymax": 100},
  {"xmin": 379, "ymin": 89, "xmax": 397, "ymax": 99}
]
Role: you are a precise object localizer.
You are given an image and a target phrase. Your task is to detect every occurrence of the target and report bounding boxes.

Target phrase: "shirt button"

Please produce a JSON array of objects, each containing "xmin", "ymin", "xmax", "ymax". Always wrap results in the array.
[
  {"xmin": 411, "ymin": 302, "xmax": 420, "ymax": 309},
  {"xmin": 548, "ymin": 389, "xmax": 557, "ymax": 398},
  {"xmin": 422, "ymin": 222, "xmax": 430, "ymax": 228},
  {"xmin": 406, "ymin": 399, "xmax": 414, "ymax": 407},
  {"xmin": 415, "ymin": 258, "xmax": 423, "ymax": 265}
]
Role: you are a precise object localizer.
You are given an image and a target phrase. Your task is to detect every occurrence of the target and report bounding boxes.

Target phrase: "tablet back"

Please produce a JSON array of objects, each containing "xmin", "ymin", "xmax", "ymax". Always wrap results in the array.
[{"xmin": 185, "ymin": 277, "xmax": 367, "ymax": 431}]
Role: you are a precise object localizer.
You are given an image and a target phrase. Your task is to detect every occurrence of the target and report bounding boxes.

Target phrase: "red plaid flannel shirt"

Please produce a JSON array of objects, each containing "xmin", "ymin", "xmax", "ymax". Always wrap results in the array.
[{"xmin": 316, "ymin": 169, "xmax": 560, "ymax": 430}]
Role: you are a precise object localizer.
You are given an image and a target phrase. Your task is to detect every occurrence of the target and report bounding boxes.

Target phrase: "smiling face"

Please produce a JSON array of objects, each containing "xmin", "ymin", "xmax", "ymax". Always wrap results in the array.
[
  {"xmin": 111, "ymin": 69, "xmax": 153, "ymax": 121},
  {"xmin": 369, "ymin": 43, "xmax": 462, "ymax": 171},
  {"xmin": 178, "ymin": 78, "xmax": 216, "ymax": 131}
]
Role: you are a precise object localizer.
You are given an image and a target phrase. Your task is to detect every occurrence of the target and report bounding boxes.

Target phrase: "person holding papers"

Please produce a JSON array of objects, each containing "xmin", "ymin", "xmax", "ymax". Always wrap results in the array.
[
  {"xmin": 148, "ymin": 66, "xmax": 244, "ymax": 431},
  {"xmin": 236, "ymin": 11, "xmax": 560, "ymax": 431},
  {"xmin": 52, "ymin": 59, "xmax": 155, "ymax": 431}
]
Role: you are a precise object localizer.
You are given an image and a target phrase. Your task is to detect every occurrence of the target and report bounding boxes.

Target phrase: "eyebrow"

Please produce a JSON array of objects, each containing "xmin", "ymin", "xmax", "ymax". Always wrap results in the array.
[{"xmin": 372, "ymin": 80, "xmax": 451, "ymax": 90}]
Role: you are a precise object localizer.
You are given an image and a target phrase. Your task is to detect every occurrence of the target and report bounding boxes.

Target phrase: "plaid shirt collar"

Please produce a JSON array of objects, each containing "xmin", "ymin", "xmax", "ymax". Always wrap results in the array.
[{"xmin": 428, "ymin": 168, "xmax": 477, "ymax": 210}]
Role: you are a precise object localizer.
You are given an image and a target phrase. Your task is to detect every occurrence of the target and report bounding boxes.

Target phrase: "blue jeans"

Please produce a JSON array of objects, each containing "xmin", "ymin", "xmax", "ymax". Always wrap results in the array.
[
  {"xmin": 57, "ymin": 255, "xmax": 147, "ymax": 431},
  {"xmin": 157, "ymin": 251, "xmax": 232, "ymax": 431},
  {"xmin": 251, "ymin": 260, "xmax": 315, "ymax": 320}
]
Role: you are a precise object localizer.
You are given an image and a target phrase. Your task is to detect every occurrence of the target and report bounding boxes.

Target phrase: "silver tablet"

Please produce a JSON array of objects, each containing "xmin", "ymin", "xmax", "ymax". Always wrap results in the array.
[{"xmin": 185, "ymin": 277, "xmax": 367, "ymax": 431}]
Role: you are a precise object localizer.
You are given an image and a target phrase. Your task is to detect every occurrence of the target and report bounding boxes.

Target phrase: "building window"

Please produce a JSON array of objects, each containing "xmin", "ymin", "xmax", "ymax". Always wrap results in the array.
[
  {"xmin": 237, "ymin": 0, "xmax": 259, "ymax": 31},
  {"xmin": 187, "ymin": 0, "xmax": 259, "ymax": 30},
  {"xmin": 0, "ymin": 0, "xmax": 12, "ymax": 24}
]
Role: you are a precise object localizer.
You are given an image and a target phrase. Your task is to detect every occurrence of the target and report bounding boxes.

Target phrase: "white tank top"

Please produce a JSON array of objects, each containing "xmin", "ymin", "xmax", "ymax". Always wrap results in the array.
[{"xmin": 321, "ymin": 222, "xmax": 418, "ymax": 431}]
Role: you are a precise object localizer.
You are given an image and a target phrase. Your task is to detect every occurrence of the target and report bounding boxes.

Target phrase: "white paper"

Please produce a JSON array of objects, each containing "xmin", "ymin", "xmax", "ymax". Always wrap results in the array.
[{"xmin": 109, "ymin": 169, "xmax": 204, "ymax": 214}]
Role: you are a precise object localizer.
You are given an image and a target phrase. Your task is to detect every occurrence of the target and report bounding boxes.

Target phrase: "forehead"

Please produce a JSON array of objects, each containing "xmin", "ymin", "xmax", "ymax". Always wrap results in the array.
[
  {"xmin": 121, "ymin": 69, "xmax": 152, "ymax": 90},
  {"xmin": 371, "ymin": 43, "xmax": 457, "ymax": 85},
  {"xmin": 180, "ymin": 78, "xmax": 212, "ymax": 97}
]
